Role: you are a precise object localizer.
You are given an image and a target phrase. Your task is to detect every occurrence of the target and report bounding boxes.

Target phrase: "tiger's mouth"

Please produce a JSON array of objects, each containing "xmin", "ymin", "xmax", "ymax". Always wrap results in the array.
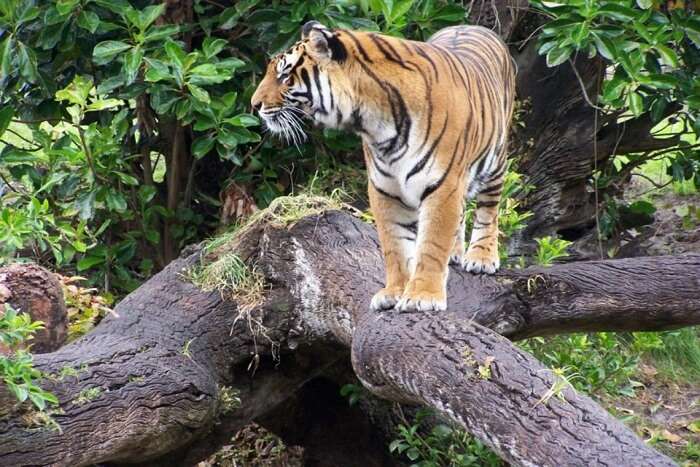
[{"xmin": 259, "ymin": 105, "xmax": 308, "ymax": 146}]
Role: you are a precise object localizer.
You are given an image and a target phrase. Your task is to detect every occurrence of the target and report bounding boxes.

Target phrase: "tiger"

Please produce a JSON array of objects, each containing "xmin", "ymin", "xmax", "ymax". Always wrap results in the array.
[{"xmin": 251, "ymin": 21, "xmax": 516, "ymax": 312}]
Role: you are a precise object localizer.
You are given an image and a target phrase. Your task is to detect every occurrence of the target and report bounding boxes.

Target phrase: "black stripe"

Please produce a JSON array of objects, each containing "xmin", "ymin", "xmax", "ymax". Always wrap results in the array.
[
  {"xmin": 396, "ymin": 221, "xmax": 418, "ymax": 234},
  {"xmin": 344, "ymin": 31, "xmax": 373, "ymax": 63},
  {"xmin": 412, "ymin": 43, "xmax": 439, "ymax": 80},
  {"xmin": 369, "ymin": 34, "xmax": 412, "ymax": 71},
  {"xmin": 327, "ymin": 34, "xmax": 348, "ymax": 62},
  {"xmin": 369, "ymin": 156, "xmax": 394, "ymax": 178},
  {"xmin": 477, "ymin": 201, "xmax": 499, "ymax": 208},
  {"xmin": 420, "ymin": 131, "xmax": 464, "ymax": 202},
  {"xmin": 300, "ymin": 68, "xmax": 313, "ymax": 101},
  {"xmin": 328, "ymin": 76, "xmax": 335, "ymax": 110},
  {"xmin": 479, "ymin": 184, "xmax": 502, "ymax": 195},
  {"xmin": 311, "ymin": 65, "xmax": 326, "ymax": 114},
  {"xmin": 405, "ymin": 115, "xmax": 449, "ymax": 182},
  {"xmin": 372, "ymin": 181, "xmax": 413, "ymax": 209}
]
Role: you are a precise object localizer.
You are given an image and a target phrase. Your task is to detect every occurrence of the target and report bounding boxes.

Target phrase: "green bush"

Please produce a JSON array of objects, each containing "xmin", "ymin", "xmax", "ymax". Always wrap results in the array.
[
  {"xmin": 0, "ymin": 0, "xmax": 467, "ymax": 293},
  {"xmin": 389, "ymin": 409, "xmax": 502, "ymax": 467},
  {"xmin": 0, "ymin": 303, "xmax": 57, "ymax": 411}
]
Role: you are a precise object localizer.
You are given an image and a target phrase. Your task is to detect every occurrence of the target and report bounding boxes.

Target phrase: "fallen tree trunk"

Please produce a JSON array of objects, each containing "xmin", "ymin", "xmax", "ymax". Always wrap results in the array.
[{"xmin": 1, "ymin": 210, "xmax": 698, "ymax": 466}]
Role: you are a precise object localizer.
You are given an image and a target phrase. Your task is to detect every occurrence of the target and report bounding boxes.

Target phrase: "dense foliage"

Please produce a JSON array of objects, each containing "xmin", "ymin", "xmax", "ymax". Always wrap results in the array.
[
  {"xmin": 534, "ymin": 0, "xmax": 699, "ymax": 237},
  {"xmin": 0, "ymin": 0, "xmax": 467, "ymax": 294}
]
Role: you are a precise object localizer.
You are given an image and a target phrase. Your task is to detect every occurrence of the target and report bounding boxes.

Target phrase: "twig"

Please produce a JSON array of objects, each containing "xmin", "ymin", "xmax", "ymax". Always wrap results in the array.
[
  {"xmin": 3, "ymin": 129, "xmax": 43, "ymax": 150},
  {"xmin": 568, "ymin": 58, "xmax": 606, "ymax": 112}
]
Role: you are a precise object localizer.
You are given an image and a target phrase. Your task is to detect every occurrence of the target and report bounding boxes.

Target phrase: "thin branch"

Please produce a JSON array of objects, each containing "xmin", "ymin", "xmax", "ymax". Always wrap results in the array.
[
  {"xmin": 568, "ymin": 58, "xmax": 606, "ymax": 112},
  {"xmin": 3, "ymin": 129, "xmax": 43, "ymax": 150}
]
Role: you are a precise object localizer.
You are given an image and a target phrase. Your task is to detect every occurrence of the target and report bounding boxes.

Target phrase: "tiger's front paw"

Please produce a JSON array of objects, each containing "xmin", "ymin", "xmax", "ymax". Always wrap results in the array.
[
  {"xmin": 462, "ymin": 248, "xmax": 500, "ymax": 274},
  {"xmin": 370, "ymin": 288, "xmax": 403, "ymax": 311},
  {"xmin": 396, "ymin": 291, "xmax": 446, "ymax": 313}
]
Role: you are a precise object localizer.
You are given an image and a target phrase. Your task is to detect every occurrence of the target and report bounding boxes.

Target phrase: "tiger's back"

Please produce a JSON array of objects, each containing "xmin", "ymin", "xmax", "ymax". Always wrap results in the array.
[{"xmin": 251, "ymin": 22, "xmax": 516, "ymax": 312}]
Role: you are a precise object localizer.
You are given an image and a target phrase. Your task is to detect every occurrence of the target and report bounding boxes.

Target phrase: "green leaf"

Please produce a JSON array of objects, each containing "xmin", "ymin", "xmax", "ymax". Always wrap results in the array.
[
  {"xmin": 639, "ymin": 73, "xmax": 678, "ymax": 90},
  {"xmin": 139, "ymin": 4, "xmax": 166, "ymax": 31},
  {"xmin": 144, "ymin": 25, "xmax": 181, "ymax": 43},
  {"xmin": 56, "ymin": 75, "xmax": 93, "ymax": 107},
  {"xmin": 86, "ymin": 98, "xmax": 122, "ymax": 112},
  {"xmin": 138, "ymin": 185, "xmax": 157, "ymax": 203},
  {"xmin": 627, "ymin": 91, "xmax": 644, "ymax": 117},
  {"xmin": 72, "ymin": 240, "xmax": 88, "ymax": 253},
  {"xmin": 116, "ymin": 172, "xmax": 139, "ymax": 185},
  {"xmin": 193, "ymin": 114, "xmax": 217, "ymax": 131},
  {"xmin": 123, "ymin": 46, "xmax": 143, "ymax": 85},
  {"xmin": 56, "ymin": 0, "xmax": 80, "ymax": 15},
  {"xmin": 628, "ymin": 200, "xmax": 656, "ymax": 215},
  {"xmin": 202, "ymin": 37, "xmax": 228, "ymax": 58},
  {"xmin": 591, "ymin": 32, "xmax": 617, "ymax": 60},
  {"xmin": 77, "ymin": 255, "xmax": 105, "ymax": 271},
  {"xmin": 192, "ymin": 135, "xmax": 216, "ymax": 158},
  {"xmin": 685, "ymin": 21, "xmax": 700, "ymax": 48},
  {"xmin": 17, "ymin": 43, "xmax": 38, "ymax": 83},
  {"xmin": 75, "ymin": 190, "xmax": 96, "ymax": 220},
  {"xmin": 77, "ymin": 10, "xmax": 101, "ymax": 33},
  {"xmin": 655, "ymin": 45, "xmax": 678, "ymax": 68},
  {"xmin": 187, "ymin": 84, "xmax": 210, "ymax": 104},
  {"xmin": 144, "ymin": 58, "xmax": 173, "ymax": 82},
  {"xmin": 649, "ymin": 97, "xmax": 668, "ymax": 123},
  {"xmin": 0, "ymin": 37, "xmax": 13, "ymax": 79},
  {"xmin": 225, "ymin": 114, "xmax": 259, "ymax": 127},
  {"xmin": 145, "ymin": 229, "xmax": 160, "ymax": 244},
  {"xmin": 596, "ymin": 4, "xmax": 639, "ymax": 22},
  {"xmin": 406, "ymin": 447, "xmax": 420, "ymax": 461},
  {"xmin": 546, "ymin": 46, "xmax": 572, "ymax": 67},
  {"xmin": 93, "ymin": 40, "xmax": 133, "ymax": 64},
  {"xmin": 164, "ymin": 39, "xmax": 187, "ymax": 70},
  {"xmin": 636, "ymin": 0, "xmax": 652, "ymax": 9},
  {"xmin": 0, "ymin": 106, "xmax": 14, "ymax": 139},
  {"xmin": 105, "ymin": 191, "xmax": 127, "ymax": 212}
]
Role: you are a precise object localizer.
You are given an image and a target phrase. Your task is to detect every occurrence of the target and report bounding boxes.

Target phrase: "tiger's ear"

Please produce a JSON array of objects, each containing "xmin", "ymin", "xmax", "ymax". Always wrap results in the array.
[{"xmin": 301, "ymin": 21, "xmax": 347, "ymax": 63}]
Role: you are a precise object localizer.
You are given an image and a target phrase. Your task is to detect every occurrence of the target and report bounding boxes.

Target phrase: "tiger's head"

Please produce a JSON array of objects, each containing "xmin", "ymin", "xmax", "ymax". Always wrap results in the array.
[{"xmin": 251, "ymin": 21, "xmax": 353, "ymax": 143}]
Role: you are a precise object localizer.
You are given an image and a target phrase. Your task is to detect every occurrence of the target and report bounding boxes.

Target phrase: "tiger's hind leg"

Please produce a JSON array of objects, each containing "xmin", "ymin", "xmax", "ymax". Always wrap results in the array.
[
  {"xmin": 463, "ymin": 163, "xmax": 505, "ymax": 274},
  {"xmin": 449, "ymin": 209, "xmax": 466, "ymax": 265}
]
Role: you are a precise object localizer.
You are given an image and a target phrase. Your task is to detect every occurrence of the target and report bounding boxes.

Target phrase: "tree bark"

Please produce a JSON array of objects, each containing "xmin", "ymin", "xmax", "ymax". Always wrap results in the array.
[
  {"xmin": 0, "ymin": 211, "xmax": 697, "ymax": 466},
  {"xmin": 0, "ymin": 263, "xmax": 67, "ymax": 354}
]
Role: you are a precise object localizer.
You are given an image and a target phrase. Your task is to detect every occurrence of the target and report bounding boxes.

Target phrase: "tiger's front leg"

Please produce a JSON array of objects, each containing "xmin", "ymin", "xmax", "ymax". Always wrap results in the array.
[
  {"xmin": 397, "ymin": 180, "xmax": 464, "ymax": 312},
  {"xmin": 368, "ymin": 183, "xmax": 417, "ymax": 311}
]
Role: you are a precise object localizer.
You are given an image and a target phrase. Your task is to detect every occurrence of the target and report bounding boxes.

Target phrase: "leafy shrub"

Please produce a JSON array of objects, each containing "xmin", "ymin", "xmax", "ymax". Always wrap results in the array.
[
  {"xmin": 389, "ymin": 409, "xmax": 502, "ymax": 467},
  {"xmin": 0, "ymin": 303, "xmax": 57, "ymax": 410},
  {"xmin": 522, "ymin": 332, "xmax": 642, "ymax": 396},
  {"xmin": 533, "ymin": 236, "xmax": 572, "ymax": 266}
]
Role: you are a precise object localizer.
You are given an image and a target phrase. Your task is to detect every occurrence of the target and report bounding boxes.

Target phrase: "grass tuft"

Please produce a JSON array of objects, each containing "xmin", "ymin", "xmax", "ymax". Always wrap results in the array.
[{"xmin": 649, "ymin": 327, "xmax": 700, "ymax": 383}]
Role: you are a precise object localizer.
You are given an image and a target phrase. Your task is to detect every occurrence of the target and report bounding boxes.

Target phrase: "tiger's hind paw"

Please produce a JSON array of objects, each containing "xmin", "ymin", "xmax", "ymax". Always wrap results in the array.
[{"xmin": 462, "ymin": 250, "xmax": 500, "ymax": 274}]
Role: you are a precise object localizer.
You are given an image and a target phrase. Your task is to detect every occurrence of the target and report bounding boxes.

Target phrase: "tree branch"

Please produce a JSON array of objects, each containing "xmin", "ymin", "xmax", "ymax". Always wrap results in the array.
[{"xmin": 0, "ymin": 212, "xmax": 693, "ymax": 466}]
